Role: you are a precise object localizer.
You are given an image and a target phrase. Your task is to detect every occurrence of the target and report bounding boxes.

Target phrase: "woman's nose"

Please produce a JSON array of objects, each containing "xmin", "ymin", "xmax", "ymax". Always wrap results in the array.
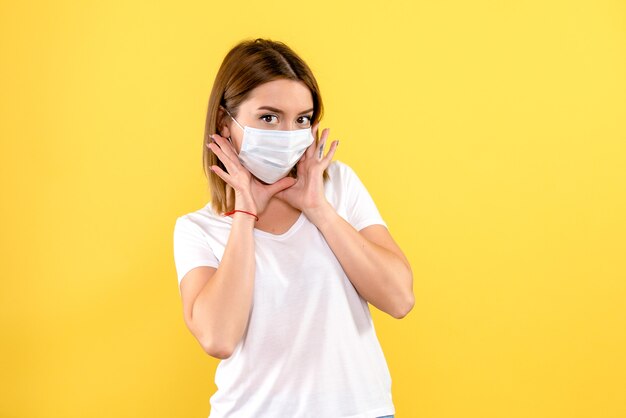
[{"xmin": 279, "ymin": 122, "xmax": 300, "ymax": 130}]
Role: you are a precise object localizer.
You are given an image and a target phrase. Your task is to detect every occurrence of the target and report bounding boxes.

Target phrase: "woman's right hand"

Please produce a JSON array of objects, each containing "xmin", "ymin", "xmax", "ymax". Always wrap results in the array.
[{"xmin": 206, "ymin": 133, "xmax": 296, "ymax": 216}]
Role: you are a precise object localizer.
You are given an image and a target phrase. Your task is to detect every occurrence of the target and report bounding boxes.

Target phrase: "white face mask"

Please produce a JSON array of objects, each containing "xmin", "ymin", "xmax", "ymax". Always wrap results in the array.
[{"xmin": 225, "ymin": 109, "xmax": 315, "ymax": 184}]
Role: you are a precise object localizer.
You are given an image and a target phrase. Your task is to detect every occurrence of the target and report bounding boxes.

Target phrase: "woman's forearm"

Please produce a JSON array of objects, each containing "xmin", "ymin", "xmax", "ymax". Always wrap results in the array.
[
  {"xmin": 192, "ymin": 213, "xmax": 256, "ymax": 357},
  {"xmin": 308, "ymin": 203, "xmax": 414, "ymax": 319}
]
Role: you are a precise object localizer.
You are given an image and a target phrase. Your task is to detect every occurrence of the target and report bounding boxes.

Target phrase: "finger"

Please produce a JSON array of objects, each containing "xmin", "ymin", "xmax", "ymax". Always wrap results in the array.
[
  {"xmin": 209, "ymin": 164, "xmax": 233, "ymax": 185},
  {"xmin": 312, "ymin": 121, "xmax": 320, "ymax": 140},
  {"xmin": 305, "ymin": 132, "xmax": 318, "ymax": 159},
  {"xmin": 266, "ymin": 175, "xmax": 297, "ymax": 196},
  {"xmin": 307, "ymin": 126, "xmax": 326, "ymax": 158},
  {"xmin": 317, "ymin": 136, "xmax": 326, "ymax": 160},
  {"xmin": 211, "ymin": 134, "xmax": 239, "ymax": 161},
  {"xmin": 206, "ymin": 141, "xmax": 239, "ymax": 174},
  {"xmin": 321, "ymin": 140, "xmax": 339, "ymax": 168}
]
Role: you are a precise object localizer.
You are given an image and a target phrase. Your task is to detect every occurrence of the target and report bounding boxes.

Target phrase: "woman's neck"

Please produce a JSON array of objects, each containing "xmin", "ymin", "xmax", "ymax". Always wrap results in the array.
[{"xmin": 255, "ymin": 197, "xmax": 301, "ymax": 234}]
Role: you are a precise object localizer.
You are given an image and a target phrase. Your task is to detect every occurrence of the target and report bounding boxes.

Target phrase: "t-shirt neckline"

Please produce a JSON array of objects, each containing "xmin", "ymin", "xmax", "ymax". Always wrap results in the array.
[
  {"xmin": 252, "ymin": 211, "xmax": 306, "ymax": 240},
  {"xmin": 210, "ymin": 204, "xmax": 307, "ymax": 241}
]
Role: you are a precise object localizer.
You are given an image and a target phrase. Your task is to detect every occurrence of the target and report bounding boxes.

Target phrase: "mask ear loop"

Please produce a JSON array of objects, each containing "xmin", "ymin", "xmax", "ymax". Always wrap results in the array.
[{"xmin": 220, "ymin": 106, "xmax": 244, "ymax": 144}]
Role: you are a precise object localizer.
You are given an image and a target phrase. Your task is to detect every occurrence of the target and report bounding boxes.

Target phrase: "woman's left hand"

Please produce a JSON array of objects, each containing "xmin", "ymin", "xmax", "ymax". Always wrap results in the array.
[{"xmin": 275, "ymin": 122, "xmax": 339, "ymax": 225}]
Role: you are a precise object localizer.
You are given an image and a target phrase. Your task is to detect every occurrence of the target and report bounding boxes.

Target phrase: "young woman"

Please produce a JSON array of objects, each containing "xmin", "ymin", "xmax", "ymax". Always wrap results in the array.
[{"xmin": 173, "ymin": 38, "xmax": 413, "ymax": 418}]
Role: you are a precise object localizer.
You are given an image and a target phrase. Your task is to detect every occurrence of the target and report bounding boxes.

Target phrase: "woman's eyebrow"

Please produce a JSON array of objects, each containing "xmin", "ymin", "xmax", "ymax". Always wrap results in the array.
[{"xmin": 257, "ymin": 106, "xmax": 314, "ymax": 114}]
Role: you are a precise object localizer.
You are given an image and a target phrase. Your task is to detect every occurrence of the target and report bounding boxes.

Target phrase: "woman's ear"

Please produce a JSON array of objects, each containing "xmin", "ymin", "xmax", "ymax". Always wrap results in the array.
[
  {"xmin": 220, "ymin": 124, "xmax": 231, "ymax": 139},
  {"xmin": 216, "ymin": 106, "xmax": 231, "ymax": 138}
]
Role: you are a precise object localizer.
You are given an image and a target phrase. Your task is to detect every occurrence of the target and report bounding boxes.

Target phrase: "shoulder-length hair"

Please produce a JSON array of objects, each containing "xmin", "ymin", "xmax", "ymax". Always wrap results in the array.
[{"xmin": 203, "ymin": 38, "xmax": 327, "ymax": 214}]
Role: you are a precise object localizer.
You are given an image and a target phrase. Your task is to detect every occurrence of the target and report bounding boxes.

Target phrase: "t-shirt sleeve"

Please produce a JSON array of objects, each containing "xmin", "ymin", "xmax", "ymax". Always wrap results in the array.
[
  {"xmin": 338, "ymin": 162, "xmax": 388, "ymax": 231},
  {"xmin": 173, "ymin": 215, "xmax": 219, "ymax": 287}
]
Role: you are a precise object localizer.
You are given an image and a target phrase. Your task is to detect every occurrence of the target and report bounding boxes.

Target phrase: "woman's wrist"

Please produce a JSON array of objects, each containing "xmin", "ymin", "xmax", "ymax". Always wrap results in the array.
[
  {"xmin": 229, "ymin": 210, "xmax": 258, "ymax": 225},
  {"xmin": 303, "ymin": 200, "xmax": 336, "ymax": 229},
  {"xmin": 226, "ymin": 209, "xmax": 259, "ymax": 221},
  {"xmin": 234, "ymin": 190, "xmax": 257, "ymax": 214}
]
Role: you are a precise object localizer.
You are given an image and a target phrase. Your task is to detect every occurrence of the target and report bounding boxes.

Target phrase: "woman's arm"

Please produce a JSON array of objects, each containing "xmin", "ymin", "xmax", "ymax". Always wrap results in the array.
[
  {"xmin": 308, "ymin": 204, "xmax": 414, "ymax": 319},
  {"xmin": 182, "ymin": 213, "xmax": 256, "ymax": 359},
  {"xmin": 275, "ymin": 124, "xmax": 414, "ymax": 319},
  {"xmin": 182, "ymin": 134, "xmax": 297, "ymax": 358}
]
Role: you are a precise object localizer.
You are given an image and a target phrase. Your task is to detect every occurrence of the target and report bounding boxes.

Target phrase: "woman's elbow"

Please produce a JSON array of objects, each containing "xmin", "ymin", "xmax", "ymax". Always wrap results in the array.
[
  {"xmin": 201, "ymin": 339, "xmax": 234, "ymax": 359},
  {"xmin": 394, "ymin": 269, "xmax": 414, "ymax": 319},
  {"xmin": 392, "ymin": 292, "xmax": 414, "ymax": 319}
]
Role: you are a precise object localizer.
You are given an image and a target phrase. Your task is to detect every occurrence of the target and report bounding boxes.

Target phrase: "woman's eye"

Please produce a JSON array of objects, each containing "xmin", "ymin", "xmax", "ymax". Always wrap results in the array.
[
  {"xmin": 298, "ymin": 115, "xmax": 312, "ymax": 125},
  {"xmin": 260, "ymin": 114, "xmax": 278, "ymax": 123}
]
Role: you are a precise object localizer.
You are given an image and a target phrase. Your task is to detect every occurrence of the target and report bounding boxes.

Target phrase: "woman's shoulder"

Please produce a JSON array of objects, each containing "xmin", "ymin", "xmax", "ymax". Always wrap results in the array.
[
  {"xmin": 326, "ymin": 159, "xmax": 369, "ymax": 193},
  {"xmin": 326, "ymin": 159, "xmax": 358, "ymax": 181},
  {"xmin": 323, "ymin": 160, "xmax": 362, "ymax": 206},
  {"xmin": 174, "ymin": 202, "xmax": 224, "ymax": 231}
]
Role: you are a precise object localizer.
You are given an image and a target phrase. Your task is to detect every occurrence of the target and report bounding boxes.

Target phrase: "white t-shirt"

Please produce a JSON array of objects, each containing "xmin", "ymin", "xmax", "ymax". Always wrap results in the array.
[{"xmin": 173, "ymin": 160, "xmax": 395, "ymax": 418}]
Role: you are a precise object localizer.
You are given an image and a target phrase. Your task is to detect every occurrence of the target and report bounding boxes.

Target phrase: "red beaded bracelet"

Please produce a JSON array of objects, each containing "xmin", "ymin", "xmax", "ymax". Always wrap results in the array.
[{"xmin": 223, "ymin": 209, "xmax": 259, "ymax": 222}]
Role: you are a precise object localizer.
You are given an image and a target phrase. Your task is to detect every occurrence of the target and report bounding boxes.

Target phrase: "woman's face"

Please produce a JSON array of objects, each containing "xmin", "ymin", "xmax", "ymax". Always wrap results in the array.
[{"xmin": 220, "ymin": 78, "xmax": 315, "ymax": 154}]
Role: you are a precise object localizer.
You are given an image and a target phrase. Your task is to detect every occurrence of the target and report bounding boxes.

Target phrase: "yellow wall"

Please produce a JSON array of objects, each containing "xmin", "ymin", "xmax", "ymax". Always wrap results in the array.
[{"xmin": 1, "ymin": 0, "xmax": 625, "ymax": 417}]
